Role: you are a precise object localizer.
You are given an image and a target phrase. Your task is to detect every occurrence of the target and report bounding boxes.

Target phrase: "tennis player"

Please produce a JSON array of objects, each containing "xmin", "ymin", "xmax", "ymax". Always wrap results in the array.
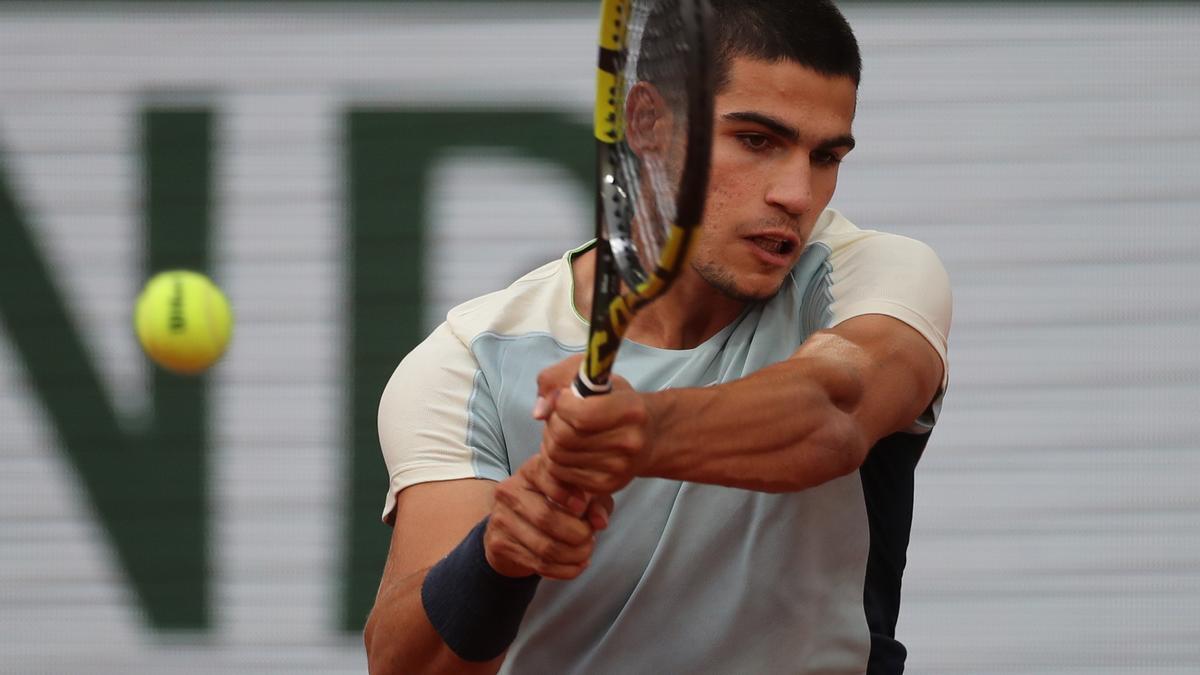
[{"xmin": 365, "ymin": 1, "xmax": 951, "ymax": 673}]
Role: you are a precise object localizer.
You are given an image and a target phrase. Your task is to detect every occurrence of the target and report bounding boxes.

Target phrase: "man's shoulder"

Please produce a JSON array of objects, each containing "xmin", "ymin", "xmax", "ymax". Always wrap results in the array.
[
  {"xmin": 801, "ymin": 211, "xmax": 949, "ymax": 307},
  {"xmin": 809, "ymin": 209, "xmax": 931, "ymax": 255},
  {"xmin": 442, "ymin": 250, "xmax": 589, "ymax": 349}
]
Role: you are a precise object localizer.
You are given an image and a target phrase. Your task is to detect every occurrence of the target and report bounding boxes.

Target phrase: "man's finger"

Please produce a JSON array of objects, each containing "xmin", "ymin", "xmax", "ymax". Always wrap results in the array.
[
  {"xmin": 525, "ymin": 451, "xmax": 589, "ymax": 517},
  {"xmin": 552, "ymin": 387, "xmax": 647, "ymax": 433},
  {"xmin": 532, "ymin": 387, "xmax": 560, "ymax": 421},
  {"xmin": 542, "ymin": 414, "xmax": 585, "ymax": 458},
  {"xmin": 586, "ymin": 495, "xmax": 614, "ymax": 531},
  {"xmin": 491, "ymin": 501, "xmax": 594, "ymax": 568},
  {"xmin": 487, "ymin": 517, "xmax": 590, "ymax": 581},
  {"xmin": 535, "ymin": 354, "xmax": 585, "ymax": 412},
  {"xmin": 543, "ymin": 416, "xmax": 645, "ymax": 466},
  {"xmin": 536, "ymin": 560, "xmax": 590, "ymax": 581},
  {"xmin": 482, "ymin": 516, "xmax": 542, "ymax": 578},
  {"xmin": 543, "ymin": 412, "xmax": 642, "ymax": 459},
  {"xmin": 499, "ymin": 479, "xmax": 593, "ymax": 548},
  {"xmin": 546, "ymin": 462, "xmax": 628, "ymax": 495}
]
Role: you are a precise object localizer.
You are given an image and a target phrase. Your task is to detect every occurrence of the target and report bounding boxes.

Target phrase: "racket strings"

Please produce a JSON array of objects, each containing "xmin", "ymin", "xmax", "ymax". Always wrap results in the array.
[{"xmin": 609, "ymin": 0, "xmax": 698, "ymax": 286}]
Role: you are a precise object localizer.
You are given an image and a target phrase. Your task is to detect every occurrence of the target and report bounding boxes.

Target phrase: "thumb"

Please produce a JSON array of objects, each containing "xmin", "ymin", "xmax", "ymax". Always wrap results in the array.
[{"xmin": 534, "ymin": 354, "xmax": 585, "ymax": 418}]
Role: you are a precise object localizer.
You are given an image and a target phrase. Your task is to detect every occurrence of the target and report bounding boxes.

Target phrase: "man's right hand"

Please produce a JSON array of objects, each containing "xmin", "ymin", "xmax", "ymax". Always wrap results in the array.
[{"xmin": 484, "ymin": 453, "xmax": 614, "ymax": 580}]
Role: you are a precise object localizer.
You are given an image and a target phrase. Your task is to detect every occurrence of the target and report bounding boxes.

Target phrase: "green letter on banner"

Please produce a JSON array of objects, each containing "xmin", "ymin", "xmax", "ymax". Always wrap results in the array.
[{"xmin": 0, "ymin": 109, "xmax": 213, "ymax": 629}]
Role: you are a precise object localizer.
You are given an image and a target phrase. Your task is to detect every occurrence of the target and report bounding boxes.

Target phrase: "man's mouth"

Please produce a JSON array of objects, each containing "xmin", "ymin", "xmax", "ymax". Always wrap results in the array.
[{"xmin": 749, "ymin": 235, "xmax": 796, "ymax": 256}]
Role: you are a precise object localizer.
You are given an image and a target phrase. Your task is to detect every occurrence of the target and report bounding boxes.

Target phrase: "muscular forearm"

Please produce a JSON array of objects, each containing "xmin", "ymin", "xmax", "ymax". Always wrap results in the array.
[
  {"xmin": 641, "ymin": 353, "xmax": 869, "ymax": 492},
  {"xmin": 540, "ymin": 320, "xmax": 940, "ymax": 496},
  {"xmin": 364, "ymin": 568, "xmax": 505, "ymax": 675}
]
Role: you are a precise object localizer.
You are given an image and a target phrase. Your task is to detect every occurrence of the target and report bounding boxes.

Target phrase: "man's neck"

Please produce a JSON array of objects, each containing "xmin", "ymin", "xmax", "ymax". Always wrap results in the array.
[{"xmin": 570, "ymin": 248, "xmax": 748, "ymax": 351}]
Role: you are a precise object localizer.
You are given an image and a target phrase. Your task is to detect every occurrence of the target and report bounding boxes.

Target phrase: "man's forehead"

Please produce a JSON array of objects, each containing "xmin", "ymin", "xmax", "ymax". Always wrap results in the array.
[{"xmin": 719, "ymin": 55, "xmax": 858, "ymax": 100}]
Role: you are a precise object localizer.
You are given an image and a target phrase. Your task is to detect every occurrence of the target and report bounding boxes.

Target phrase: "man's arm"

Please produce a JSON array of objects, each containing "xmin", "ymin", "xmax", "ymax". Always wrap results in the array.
[
  {"xmin": 364, "ymin": 479, "xmax": 501, "ymax": 675},
  {"xmin": 364, "ymin": 459, "xmax": 613, "ymax": 674},
  {"xmin": 644, "ymin": 314, "xmax": 943, "ymax": 490},
  {"xmin": 538, "ymin": 313, "xmax": 944, "ymax": 494}
]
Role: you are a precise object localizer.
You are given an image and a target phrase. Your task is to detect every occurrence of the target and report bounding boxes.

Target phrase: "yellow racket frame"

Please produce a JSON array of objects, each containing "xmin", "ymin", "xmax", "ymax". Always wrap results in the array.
[{"xmin": 578, "ymin": 0, "xmax": 712, "ymax": 393}]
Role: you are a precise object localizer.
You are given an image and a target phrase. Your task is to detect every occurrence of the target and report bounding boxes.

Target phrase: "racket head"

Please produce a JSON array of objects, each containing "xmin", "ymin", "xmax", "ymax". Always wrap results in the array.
[{"xmin": 578, "ymin": 0, "xmax": 715, "ymax": 395}]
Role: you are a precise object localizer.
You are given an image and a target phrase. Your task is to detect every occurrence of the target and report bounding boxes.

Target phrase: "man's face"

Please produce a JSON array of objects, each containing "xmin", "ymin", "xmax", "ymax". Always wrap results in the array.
[{"xmin": 689, "ymin": 56, "xmax": 858, "ymax": 302}]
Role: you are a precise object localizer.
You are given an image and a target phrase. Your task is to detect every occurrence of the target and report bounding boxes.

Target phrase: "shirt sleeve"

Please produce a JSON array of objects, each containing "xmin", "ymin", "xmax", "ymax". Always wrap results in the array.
[
  {"xmin": 826, "ymin": 233, "xmax": 953, "ymax": 433},
  {"xmin": 377, "ymin": 322, "xmax": 511, "ymax": 524}
]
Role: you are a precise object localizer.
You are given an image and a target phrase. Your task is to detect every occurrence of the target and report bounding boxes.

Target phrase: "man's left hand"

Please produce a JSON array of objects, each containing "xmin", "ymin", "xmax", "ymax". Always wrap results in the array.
[{"xmin": 533, "ymin": 356, "xmax": 655, "ymax": 495}]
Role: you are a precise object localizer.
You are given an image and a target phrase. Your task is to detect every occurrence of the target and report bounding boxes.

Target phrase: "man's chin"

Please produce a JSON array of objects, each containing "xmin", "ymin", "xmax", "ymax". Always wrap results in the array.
[
  {"xmin": 725, "ymin": 284, "xmax": 783, "ymax": 304},
  {"xmin": 693, "ymin": 261, "xmax": 789, "ymax": 303},
  {"xmin": 712, "ymin": 274, "xmax": 785, "ymax": 303}
]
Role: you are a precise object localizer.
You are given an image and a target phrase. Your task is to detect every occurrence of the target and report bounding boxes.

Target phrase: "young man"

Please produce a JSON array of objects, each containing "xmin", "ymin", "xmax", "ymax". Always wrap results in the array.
[{"xmin": 364, "ymin": 1, "xmax": 951, "ymax": 673}]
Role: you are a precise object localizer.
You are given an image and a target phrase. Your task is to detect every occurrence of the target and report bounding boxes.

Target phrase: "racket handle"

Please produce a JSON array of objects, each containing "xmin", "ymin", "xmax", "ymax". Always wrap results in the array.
[{"xmin": 572, "ymin": 366, "xmax": 612, "ymax": 398}]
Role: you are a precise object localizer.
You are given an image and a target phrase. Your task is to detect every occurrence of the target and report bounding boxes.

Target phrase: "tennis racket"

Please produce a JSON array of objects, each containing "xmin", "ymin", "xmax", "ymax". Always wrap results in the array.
[{"xmin": 574, "ymin": 0, "xmax": 715, "ymax": 397}]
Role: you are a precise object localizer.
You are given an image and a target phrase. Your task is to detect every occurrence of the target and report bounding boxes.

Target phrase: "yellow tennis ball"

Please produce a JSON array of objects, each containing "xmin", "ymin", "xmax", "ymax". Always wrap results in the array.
[{"xmin": 134, "ymin": 270, "xmax": 232, "ymax": 375}]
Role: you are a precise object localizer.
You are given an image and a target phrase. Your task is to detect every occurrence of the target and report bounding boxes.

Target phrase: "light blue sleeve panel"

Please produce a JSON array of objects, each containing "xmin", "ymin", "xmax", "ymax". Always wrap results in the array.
[
  {"xmin": 465, "ymin": 369, "xmax": 512, "ymax": 481},
  {"xmin": 469, "ymin": 332, "xmax": 584, "ymax": 472}
]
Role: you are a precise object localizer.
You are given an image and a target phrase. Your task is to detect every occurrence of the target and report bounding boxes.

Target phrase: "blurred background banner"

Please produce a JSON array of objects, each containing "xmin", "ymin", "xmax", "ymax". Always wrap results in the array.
[{"xmin": 0, "ymin": 2, "xmax": 1197, "ymax": 673}]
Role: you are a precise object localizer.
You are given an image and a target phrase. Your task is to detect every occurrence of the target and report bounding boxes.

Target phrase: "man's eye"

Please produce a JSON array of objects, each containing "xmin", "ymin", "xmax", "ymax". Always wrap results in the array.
[
  {"xmin": 737, "ymin": 134, "xmax": 773, "ymax": 152},
  {"xmin": 813, "ymin": 151, "xmax": 843, "ymax": 166}
]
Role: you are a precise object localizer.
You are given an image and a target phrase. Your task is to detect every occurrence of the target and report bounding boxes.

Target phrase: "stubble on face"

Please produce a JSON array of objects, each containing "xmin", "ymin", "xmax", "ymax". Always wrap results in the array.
[
  {"xmin": 686, "ymin": 175, "xmax": 803, "ymax": 304},
  {"xmin": 684, "ymin": 181, "xmax": 792, "ymax": 304},
  {"xmin": 690, "ymin": 246, "xmax": 789, "ymax": 303}
]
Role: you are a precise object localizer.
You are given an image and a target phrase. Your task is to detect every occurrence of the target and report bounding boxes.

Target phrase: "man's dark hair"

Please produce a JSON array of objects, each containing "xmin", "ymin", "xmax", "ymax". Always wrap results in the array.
[
  {"xmin": 634, "ymin": 0, "xmax": 861, "ymax": 112},
  {"xmin": 710, "ymin": 0, "xmax": 861, "ymax": 90}
]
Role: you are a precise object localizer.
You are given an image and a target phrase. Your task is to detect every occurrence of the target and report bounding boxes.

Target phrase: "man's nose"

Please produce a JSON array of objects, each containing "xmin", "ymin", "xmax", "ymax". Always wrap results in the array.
[{"xmin": 763, "ymin": 156, "xmax": 813, "ymax": 216}]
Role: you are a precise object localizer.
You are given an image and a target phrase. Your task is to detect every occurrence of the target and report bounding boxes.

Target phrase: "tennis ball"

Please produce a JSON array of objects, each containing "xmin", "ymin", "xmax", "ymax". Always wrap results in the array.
[{"xmin": 134, "ymin": 270, "xmax": 232, "ymax": 375}]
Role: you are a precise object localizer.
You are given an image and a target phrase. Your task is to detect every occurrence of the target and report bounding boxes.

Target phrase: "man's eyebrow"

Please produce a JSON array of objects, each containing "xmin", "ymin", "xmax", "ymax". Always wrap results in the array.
[
  {"xmin": 722, "ymin": 111, "xmax": 856, "ymax": 151},
  {"xmin": 723, "ymin": 111, "xmax": 800, "ymax": 142},
  {"xmin": 816, "ymin": 134, "xmax": 856, "ymax": 152}
]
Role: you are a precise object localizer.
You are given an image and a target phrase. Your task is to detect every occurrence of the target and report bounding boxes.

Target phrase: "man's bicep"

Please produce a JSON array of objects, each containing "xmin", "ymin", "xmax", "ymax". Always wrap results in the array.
[{"xmin": 383, "ymin": 479, "xmax": 497, "ymax": 582}]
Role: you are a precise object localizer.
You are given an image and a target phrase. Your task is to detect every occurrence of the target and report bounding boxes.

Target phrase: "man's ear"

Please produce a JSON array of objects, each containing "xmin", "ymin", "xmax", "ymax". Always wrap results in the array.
[{"xmin": 624, "ymin": 82, "xmax": 673, "ymax": 156}]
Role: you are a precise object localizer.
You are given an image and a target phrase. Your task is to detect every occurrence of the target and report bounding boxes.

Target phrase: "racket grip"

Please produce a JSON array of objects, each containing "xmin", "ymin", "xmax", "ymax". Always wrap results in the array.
[{"xmin": 572, "ymin": 366, "xmax": 612, "ymax": 398}]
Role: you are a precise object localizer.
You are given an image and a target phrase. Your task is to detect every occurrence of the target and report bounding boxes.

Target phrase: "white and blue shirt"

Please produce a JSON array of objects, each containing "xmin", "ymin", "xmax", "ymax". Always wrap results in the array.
[{"xmin": 379, "ymin": 209, "xmax": 952, "ymax": 673}]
